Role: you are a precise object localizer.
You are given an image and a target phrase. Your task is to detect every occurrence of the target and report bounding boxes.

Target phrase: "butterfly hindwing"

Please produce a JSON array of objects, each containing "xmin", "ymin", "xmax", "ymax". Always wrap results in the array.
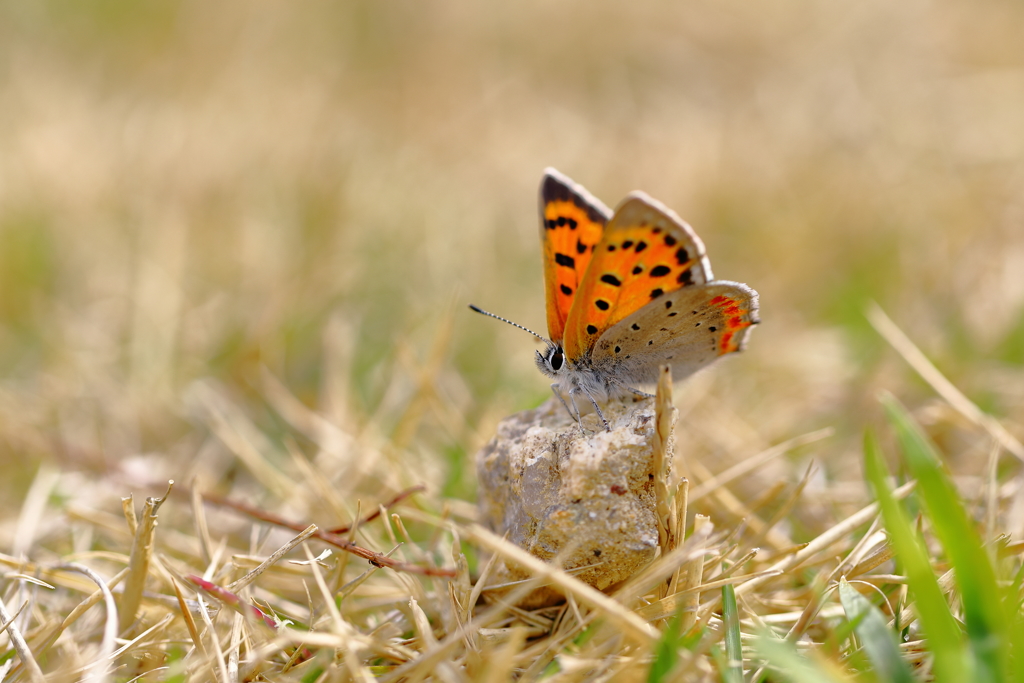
[
  {"xmin": 540, "ymin": 169, "xmax": 612, "ymax": 344},
  {"xmin": 562, "ymin": 193, "xmax": 713, "ymax": 361},
  {"xmin": 591, "ymin": 281, "xmax": 760, "ymax": 386}
]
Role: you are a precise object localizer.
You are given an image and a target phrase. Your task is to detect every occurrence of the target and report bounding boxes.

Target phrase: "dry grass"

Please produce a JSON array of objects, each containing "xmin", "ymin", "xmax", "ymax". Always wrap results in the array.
[{"xmin": 1, "ymin": 0, "xmax": 1024, "ymax": 680}]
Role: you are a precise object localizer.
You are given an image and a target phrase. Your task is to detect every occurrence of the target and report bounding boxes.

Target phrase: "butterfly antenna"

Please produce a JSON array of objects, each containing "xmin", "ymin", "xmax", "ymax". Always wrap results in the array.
[{"xmin": 468, "ymin": 304, "xmax": 549, "ymax": 342}]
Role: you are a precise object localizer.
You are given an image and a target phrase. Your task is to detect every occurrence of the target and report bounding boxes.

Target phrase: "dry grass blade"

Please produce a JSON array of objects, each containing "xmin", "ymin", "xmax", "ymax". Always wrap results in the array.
[
  {"xmin": 672, "ymin": 478, "xmax": 689, "ymax": 582},
  {"xmin": 1, "ymin": 575, "xmax": 53, "ymax": 590},
  {"xmin": 227, "ymin": 523, "xmax": 318, "ymax": 592},
  {"xmin": 679, "ymin": 514, "xmax": 711, "ymax": 632},
  {"xmin": 465, "ymin": 524, "xmax": 658, "ymax": 645},
  {"xmin": 689, "ymin": 428, "xmax": 834, "ymax": 502},
  {"xmin": 33, "ymin": 567, "xmax": 129, "ymax": 661},
  {"xmin": 56, "ymin": 562, "xmax": 119, "ymax": 683},
  {"xmin": 731, "ymin": 481, "xmax": 915, "ymax": 603},
  {"xmin": 108, "ymin": 612, "xmax": 175, "ymax": 660},
  {"xmin": 156, "ymin": 559, "xmax": 207, "ymax": 658},
  {"xmin": 0, "ymin": 595, "xmax": 44, "ymax": 683},
  {"xmin": 0, "ymin": 599, "xmax": 28, "ymax": 636},
  {"xmin": 831, "ymin": 527, "xmax": 887, "ymax": 581},
  {"xmin": 118, "ymin": 481, "xmax": 172, "ymax": 634},
  {"xmin": 201, "ymin": 490, "xmax": 453, "ymax": 577},
  {"xmin": 614, "ymin": 518, "xmax": 716, "ymax": 607},
  {"xmin": 377, "ymin": 574, "xmax": 555, "ymax": 683},
  {"xmin": 195, "ymin": 590, "xmax": 232, "ymax": 683},
  {"xmin": 467, "ymin": 537, "xmax": 505, "ymax": 613},
  {"xmin": 12, "ymin": 466, "xmax": 60, "ymax": 560},
  {"xmin": 191, "ymin": 478, "xmax": 214, "ymax": 568},
  {"xmin": 301, "ymin": 542, "xmax": 349, "ymax": 638},
  {"xmin": 121, "ymin": 494, "xmax": 137, "ymax": 536},
  {"xmin": 326, "ymin": 486, "xmax": 426, "ymax": 534},
  {"xmin": 687, "ymin": 455, "xmax": 792, "ymax": 551},
  {"xmin": 479, "ymin": 627, "xmax": 527, "ymax": 683},
  {"xmin": 867, "ymin": 302, "xmax": 1024, "ymax": 463},
  {"xmin": 636, "ymin": 570, "xmax": 781, "ymax": 622},
  {"xmin": 745, "ymin": 461, "xmax": 817, "ymax": 551},
  {"xmin": 654, "ymin": 365, "xmax": 677, "ymax": 552},
  {"xmin": 986, "ymin": 440, "xmax": 1001, "ymax": 541}
]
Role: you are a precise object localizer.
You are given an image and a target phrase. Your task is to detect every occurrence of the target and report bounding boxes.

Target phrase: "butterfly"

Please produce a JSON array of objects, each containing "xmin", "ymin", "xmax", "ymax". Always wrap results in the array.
[{"xmin": 472, "ymin": 168, "xmax": 759, "ymax": 431}]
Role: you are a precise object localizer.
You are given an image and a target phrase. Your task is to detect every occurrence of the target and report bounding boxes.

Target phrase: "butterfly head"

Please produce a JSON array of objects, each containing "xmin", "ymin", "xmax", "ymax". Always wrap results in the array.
[{"xmin": 535, "ymin": 341, "xmax": 566, "ymax": 380}]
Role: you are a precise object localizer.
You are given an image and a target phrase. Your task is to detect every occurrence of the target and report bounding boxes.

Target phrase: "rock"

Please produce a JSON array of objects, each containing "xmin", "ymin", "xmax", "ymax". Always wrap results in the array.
[{"xmin": 475, "ymin": 396, "xmax": 668, "ymax": 608}]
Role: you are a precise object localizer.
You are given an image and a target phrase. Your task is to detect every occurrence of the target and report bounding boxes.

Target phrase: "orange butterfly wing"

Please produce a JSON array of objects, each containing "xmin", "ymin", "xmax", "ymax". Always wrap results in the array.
[
  {"xmin": 562, "ymin": 193, "xmax": 713, "ymax": 362},
  {"xmin": 539, "ymin": 169, "xmax": 612, "ymax": 344}
]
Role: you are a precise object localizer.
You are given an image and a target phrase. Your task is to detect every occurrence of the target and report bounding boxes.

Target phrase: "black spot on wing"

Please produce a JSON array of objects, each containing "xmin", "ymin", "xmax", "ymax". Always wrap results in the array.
[
  {"xmin": 595, "ymin": 300, "xmax": 610, "ymax": 311},
  {"xmin": 632, "ymin": 265, "xmax": 643, "ymax": 275},
  {"xmin": 675, "ymin": 247, "xmax": 690, "ymax": 265},
  {"xmin": 555, "ymin": 253, "xmax": 575, "ymax": 268},
  {"xmin": 600, "ymin": 274, "xmax": 622, "ymax": 286},
  {"xmin": 650, "ymin": 265, "xmax": 671, "ymax": 277},
  {"xmin": 677, "ymin": 270, "xmax": 694, "ymax": 285},
  {"xmin": 631, "ymin": 323, "xmax": 640, "ymax": 330},
  {"xmin": 664, "ymin": 234, "xmax": 677, "ymax": 247},
  {"xmin": 560, "ymin": 284, "xmax": 572, "ymax": 295},
  {"xmin": 576, "ymin": 239, "xmax": 587, "ymax": 254},
  {"xmin": 650, "ymin": 288, "xmax": 664, "ymax": 299},
  {"xmin": 635, "ymin": 241, "xmax": 647, "ymax": 252},
  {"xmin": 586, "ymin": 324, "xmax": 598, "ymax": 334}
]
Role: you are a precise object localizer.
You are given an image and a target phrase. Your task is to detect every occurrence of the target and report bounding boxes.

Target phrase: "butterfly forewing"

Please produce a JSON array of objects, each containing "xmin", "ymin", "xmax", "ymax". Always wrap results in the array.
[
  {"xmin": 540, "ymin": 169, "xmax": 612, "ymax": 344},
  {"xmin": 591, "ymin": 281, "xmax": 759, "ymax": 386},
  {"xmin": 562, "ymin": 193, "xmax": 713, "ymax": 361}
]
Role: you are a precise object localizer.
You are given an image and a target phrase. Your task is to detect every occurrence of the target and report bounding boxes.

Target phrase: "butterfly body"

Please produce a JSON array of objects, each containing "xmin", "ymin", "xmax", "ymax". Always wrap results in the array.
[{"xmin": 472, "ymin": 169, "xmax": 759, "ymax": 431}]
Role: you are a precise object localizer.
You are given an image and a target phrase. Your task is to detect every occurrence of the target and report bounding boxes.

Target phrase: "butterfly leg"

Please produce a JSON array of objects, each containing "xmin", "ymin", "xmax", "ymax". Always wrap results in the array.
[
  {"xmin": 551, "ymin": 384, "xmax": 611, "ymax": 433},
  {"xmin": 567, "ymin": 390, "xmax": 598, "ymax": 434},
  {"xmin": 550, "ymin": 384, "xmax": 578, "ymax": 423},
  {"xmin": 620, "ymin": 384, "xmax": 655, "ymax": 400},
  {"xmin": 577, "ymin": 388, "xmax": 611, "ymax": 432},
  {"xmin": 566, "ymin": 390, "xmax": 589, "ymax": 433}
]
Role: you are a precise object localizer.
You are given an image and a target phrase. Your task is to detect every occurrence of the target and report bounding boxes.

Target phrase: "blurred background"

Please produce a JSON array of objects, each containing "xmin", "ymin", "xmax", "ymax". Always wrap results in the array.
[{"xmin": 1, "ymin": 0, "xmax": 1023, "ymax": 521}]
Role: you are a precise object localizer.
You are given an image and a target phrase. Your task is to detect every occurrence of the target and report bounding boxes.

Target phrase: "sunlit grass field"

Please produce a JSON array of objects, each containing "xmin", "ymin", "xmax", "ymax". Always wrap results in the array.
[{"xmin": 2, "ymin": 1, "xmax": 1024, "ymax": 680}]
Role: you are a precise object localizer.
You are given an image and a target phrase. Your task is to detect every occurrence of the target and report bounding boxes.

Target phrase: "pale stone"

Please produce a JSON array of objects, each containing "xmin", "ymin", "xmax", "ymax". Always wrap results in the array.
[{"xmin": 475, "ymin": 396, "xmax": 666, "ymax": 608}]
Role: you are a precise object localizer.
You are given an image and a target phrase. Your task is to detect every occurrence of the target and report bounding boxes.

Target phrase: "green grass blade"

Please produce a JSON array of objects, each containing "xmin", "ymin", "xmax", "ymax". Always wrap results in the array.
[
  {"xmin": 647, "ymin": 606, "xmax": 683, "ymax": 682},
  {"xmin": 751, "ymin": 629, "xmax": 853, "ymax": 683},
  {"xmin": 863, "ymin": 428, "xmax": 969, "ymax": 682},
  {"xmin": 881, "ymin": 395, "xmax": 1009, "ymax": 682},
  {"xmin": 721, "ymin": 583, "xmax": 743, "ymax": 683},
  {"xmin": 838, "ymin": 577, "xmax": 914, "ymax": 683}
]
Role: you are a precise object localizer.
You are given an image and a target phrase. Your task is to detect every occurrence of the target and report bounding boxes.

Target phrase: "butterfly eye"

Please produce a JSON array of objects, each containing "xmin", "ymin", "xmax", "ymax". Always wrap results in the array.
[{"xmin": 550, "ymin": 349, "xmax": 564, "ymax": 371}]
